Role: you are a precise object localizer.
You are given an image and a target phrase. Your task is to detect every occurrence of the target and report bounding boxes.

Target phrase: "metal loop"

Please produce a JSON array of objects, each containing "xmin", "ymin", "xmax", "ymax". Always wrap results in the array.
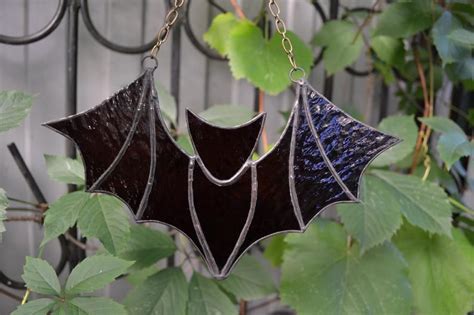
[
  {"xmin": 289, "ymin": 67, "xmax": 306, "ymax": 83},
  {"xmin": 142, "ymin": 55, "xmax": 159, "ymax": 70},
  {"xmin": 268, "ymin": 1, "xmax": 280, "ymax": 17},
  {"xmin": 281, "ymin": 37, "xmax": 293, "ymax": 53},
  {"xmin": 166, "ymin": 9, "xmax": 179, "ymax": 25},
  {"xmin": 275, "ymin": 19, "xmax": 286, "ymax": 34}
]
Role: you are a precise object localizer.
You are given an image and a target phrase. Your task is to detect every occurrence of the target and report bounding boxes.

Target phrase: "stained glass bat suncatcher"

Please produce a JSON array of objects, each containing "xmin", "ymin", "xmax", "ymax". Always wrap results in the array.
[{"xmin": 44, "ymin": 68, "xmax": 400, "ymax": 279}]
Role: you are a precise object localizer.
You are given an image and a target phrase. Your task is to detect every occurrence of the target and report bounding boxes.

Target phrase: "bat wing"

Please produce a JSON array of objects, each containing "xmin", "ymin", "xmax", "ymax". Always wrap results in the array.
[
  {"xmin": 234, "ymin": 82, "xmax": 401, "ymax": 263},
  {"xmin": 43, "ymin": 69, "xmax": 205, "ymax": 257}
]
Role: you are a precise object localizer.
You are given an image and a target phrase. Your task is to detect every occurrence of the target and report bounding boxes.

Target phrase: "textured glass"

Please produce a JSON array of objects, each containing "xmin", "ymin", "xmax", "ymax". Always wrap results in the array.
[{"xmin": 44, "ymin": 70, "xmax": 400, "ymax": 279}]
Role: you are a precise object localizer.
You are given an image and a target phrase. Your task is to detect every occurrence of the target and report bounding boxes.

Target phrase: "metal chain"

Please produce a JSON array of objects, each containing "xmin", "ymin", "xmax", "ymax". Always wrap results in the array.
[
  {"xmin": 150, "ymin": 0, "xmax": 185, "ymax": 57},
  {"xmin": 268, "ymin": 0, "xmax": 306, "ymax": 82}
]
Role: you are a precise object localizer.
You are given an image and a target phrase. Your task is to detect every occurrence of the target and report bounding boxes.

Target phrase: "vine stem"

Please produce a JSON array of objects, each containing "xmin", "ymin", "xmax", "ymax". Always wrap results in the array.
[
  {"xmin": 229, "ymin": 0, "xmax": 246, "ymax": 19},
  {"xmin": 239, "ymin": 300, "xmax": 247, "ymax": 315},
  {"xmin": 351, "ymin": 0, "xmax": 381, "ymax": 45},
  {"xmin": 410, "ymin": 45, "xmax": 432, "ymax": 174},
  {"xmin": 449, "ymin": 197, "xmax": 474, "ymax": 216}
]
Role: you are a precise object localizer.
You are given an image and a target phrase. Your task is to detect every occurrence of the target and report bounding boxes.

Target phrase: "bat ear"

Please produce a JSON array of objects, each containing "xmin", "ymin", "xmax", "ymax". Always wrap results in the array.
[{"xmin": 185, "ymin": 108, "xmax": 266, "ymax": 180}]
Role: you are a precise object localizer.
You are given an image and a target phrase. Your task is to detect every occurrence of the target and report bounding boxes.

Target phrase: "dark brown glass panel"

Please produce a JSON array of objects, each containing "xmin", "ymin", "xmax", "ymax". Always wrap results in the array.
[{"xmin": 187, "ymin": 110, "xmax": 264, "ymax": 180}]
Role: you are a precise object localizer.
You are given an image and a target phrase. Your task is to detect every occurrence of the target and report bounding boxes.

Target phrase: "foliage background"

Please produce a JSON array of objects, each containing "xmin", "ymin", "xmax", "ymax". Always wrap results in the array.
[{"xmin": 0, "ymin": 0, "xmax": 473, "ymax": 314}]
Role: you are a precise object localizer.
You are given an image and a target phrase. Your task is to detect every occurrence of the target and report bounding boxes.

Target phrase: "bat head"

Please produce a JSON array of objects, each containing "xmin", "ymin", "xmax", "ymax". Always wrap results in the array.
[{"xmin": 186, "ymin": 109, "xmax": 266, "ymax": 180}]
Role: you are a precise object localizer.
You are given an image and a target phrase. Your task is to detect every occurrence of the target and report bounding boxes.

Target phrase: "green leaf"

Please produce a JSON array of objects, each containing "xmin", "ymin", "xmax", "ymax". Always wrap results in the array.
[
  {"xmin": 22, "ymin": 257, "xmax": 61, "ymax": 296},
  {"xmin": 187, "ymin": 273, "xmax": 237, "ymax": 315},
  {"xmin": 125, "ymin": 268, "xmax": 188, "ymax": 315},
  {"xmin": 280, "ymin": 220, "xmax": 412, "ymax": 315},
  {"xmin": 77, "ymin": 194, "xmax": 130, "ymax": 254},
  {"xmin": 126, "ymin": 265, "xmax": 159, "ymax": 286},
  {"xmin": 119, "ymin": 225, "xmax": 176, "ymax": 270},
  {"xmin": 263, "ymin": 234, "xmax": 286, "ymax": 267},
  {"xmin": 371, "ymin": 36, "xmax": 405, "ymax": 66},
  {"xmin": 44, "ymin": 155, "xmax": 85, "ymax": 186},
  {"xmin": 69, "ymin": 297, "xmax": 128, "ymax": 315},
  {"xmin": 198, "ymin": 105, "xmax": 255, "ymax": 127},
  {"xmin": 448, "ymin": 28, "xmax": 474, "ymax": 47},
  {"xmin": 0, "ymin": 188, "xmax": 7, "ymax": 242},
  {"xmin": 0, "ymin": 91, "xmax": 33, "ymax": 132},
  {"xmin": 42, "ymin": 191, "xmax": 90, "ymax": 246},
  {"xmin": 65, "ymin": 255, "xmax": 133, "ymax": 295},
  {"xmin": 228, "ymin": 21, "xmax": 313, "ymax": 95},
  {"xmin": 394, "ymin": 224, "xmax": 474, "ymax": 315},
  {"xmin": 338, "ymin": 175, "xmax": 403, "ymax": 253},
  {"xmin": 375, "ymin": 2, "xmax": 432, "ymax": 38},
  {"xmin": 176, "ymin": 134, "xmax": 194, "ymax": 155},
  {"xmin": 372, "ymin": 115, "xmax": 417, "ymax": 167},
  {"xmin": 371, "ymin": 170, "xmax": 452, "ymax": 237},
  {"xmin": 313, "ymin": 21, "xmax": 364, "ymax": 75},
  {"xmin": 203, "ymin": 13, "xmax": 239, "ymax": 56},
  {"xmin": 11, "ymin": 298, "xmax": 56, "ymax": 315},
  {"xmin": 432, "ymin": 12, "xmax": 471, "ymax": 64},
  {"xmin": 420, "ymin": 116, "xmax": 474, "ymax": 169},
  {"xmin": 156, "ymin": 80, "xmax": 177, "ymax": 126},
  {"xmin": 445, "ymin": 57, "xmax": 474, "ymax": 81},
  {"xmin": 219, "ymin": 255, "xmax": 276, "ymax": 300}
]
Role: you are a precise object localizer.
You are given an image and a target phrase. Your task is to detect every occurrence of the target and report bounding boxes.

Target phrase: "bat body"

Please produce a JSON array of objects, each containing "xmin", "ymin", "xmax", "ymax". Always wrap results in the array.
[{"xmin": 44, "ymin": 69, "xmax": 399, "ymax": 279}]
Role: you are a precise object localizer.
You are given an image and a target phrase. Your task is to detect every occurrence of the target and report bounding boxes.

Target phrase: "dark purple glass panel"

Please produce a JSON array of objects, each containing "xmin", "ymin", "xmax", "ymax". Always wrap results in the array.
[
  {"xmin": 187, "ymin": 110, "xmax": 264, "ymax": 180},
  {"xmin": 238, "ymin": 112, "xmax": 300, "ymax": 258},
  {"xmin": 305, "ymin": 88, "xmax": 400, "ymax": 197},
  {"xmin": 294, "ymin": 98, "xmax": 348, "ymax": 224},
  {"xmin": 44, "ymin": 71, "xmax": 204, "ymax": 256},
  {"xmin": 192, "ymin": 164, "xmax": 252, "ymax": 270},
  {"xmin": 45, "ymin": 72, "xmax": 150, "ymax": 212}
]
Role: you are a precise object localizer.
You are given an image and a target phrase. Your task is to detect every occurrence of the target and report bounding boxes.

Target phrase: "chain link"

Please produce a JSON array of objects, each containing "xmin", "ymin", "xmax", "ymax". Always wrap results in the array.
[
  {"xmin": 268, "ymin": 0, "xmax": 305, "ymax": 81},
  {"xmin": 150, "ymin": 0, "xmax": 185, "ymax": 57}
]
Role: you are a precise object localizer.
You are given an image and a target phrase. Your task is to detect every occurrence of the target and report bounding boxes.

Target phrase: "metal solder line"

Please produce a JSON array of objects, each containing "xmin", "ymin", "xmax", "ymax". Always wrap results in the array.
[
  {"xmin": 219, "ymin": 162, "xmax": 257, "ymax": 278},
  {"xmin": 89, "ymin": 72, "xmax": 150, "ymax": 191},
  {"xmin": 301, "ymin": 84, "xmax": 357, "ymax": 201},
  {"xmin": 288, "ymin": 85, "xmax": 305, "ymax": 229},
  {"xmin": 187, "ymin": 158, "xmax": 220, "ymax": 276},
  {"xmin": 135, "ymin": 85, "xmax": 157, "ymax": 220}
]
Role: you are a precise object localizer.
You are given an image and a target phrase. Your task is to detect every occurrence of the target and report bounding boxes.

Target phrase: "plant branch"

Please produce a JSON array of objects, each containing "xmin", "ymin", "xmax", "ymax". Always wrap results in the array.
[
  {"xmin": 6, "ymin": 207, "xmax": 41, "ymax": 212},
  {"xmin": 410, "ymin": 45, "xmax": 432, "ymax": 173},
  {"xmin": 230, "ymin": 0, "xmax": 246, "ymax": 19},
  {"xmin": 352, "ymin": 0, "xmax": 381, "ymax": 45},
  {"xmin": 449, "ymin": 197, "xmax": 474, "ymax": 216},
  {"xmin": 6, "ymin": 215, "xmax": 42, "ymax": 224},
  {"xmin": 239, "ymin": 300, "xmax": 247, "ymax": 315},
  {"xmin": 65, "ymin": 232, "xmax": 98, "ymax": 251}
]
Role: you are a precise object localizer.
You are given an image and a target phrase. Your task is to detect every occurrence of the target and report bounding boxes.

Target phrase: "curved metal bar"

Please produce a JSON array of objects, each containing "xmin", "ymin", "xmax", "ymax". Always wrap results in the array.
[
  {"xmin": 208, "ymin": 0, "xmax": 227, "ymax": 13},
  {"xmin": 0, "ymin": 234, "xmax": 69, "ymax": 290},
  {"xmin": 0, "ymin": 0, "xmax": 67, "ymax": 45},
  {"xmin": 312, "ymin": 0, "xmax": 327, "ymax": 22},
  {"xmin": 80, "ymin": 0, "xmax": 157, "ymax": 54},
  {"xmin": 183, "ymin": 0, "xmax": 226, "ymax": 61},
  {"xmin": 345, "ymin": 66, "xmax": 374, "ymax": 77}
]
